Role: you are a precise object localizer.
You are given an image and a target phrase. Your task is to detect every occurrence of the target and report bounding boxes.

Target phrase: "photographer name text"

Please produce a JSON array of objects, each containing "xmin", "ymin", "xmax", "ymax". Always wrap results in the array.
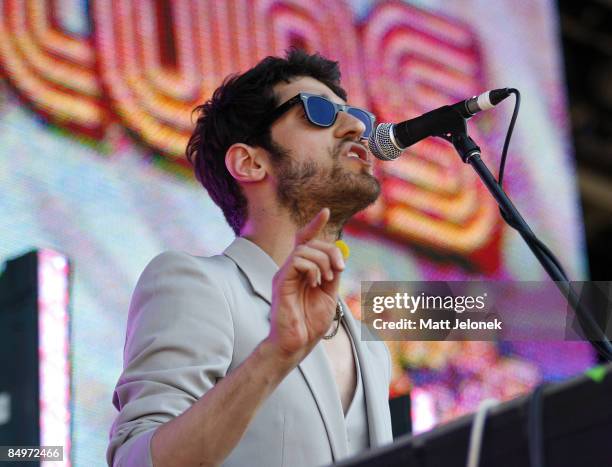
[{"xmin": 371, "ymin": 317, "xmax": 502, "ymax": 330}]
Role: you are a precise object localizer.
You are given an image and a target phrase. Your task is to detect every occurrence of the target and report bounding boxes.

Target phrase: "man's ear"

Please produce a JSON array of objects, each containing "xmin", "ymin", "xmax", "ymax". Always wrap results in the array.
[{"xmin": 225, "ymin": 143, "xmax": 267, "ymax": 183}]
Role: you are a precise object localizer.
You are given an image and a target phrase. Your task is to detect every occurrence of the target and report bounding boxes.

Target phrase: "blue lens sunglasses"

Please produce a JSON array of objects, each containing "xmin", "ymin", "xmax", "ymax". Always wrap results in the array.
[{"xmin": 259, "ymin": 92, "xmax": 376, "ymax": 140}]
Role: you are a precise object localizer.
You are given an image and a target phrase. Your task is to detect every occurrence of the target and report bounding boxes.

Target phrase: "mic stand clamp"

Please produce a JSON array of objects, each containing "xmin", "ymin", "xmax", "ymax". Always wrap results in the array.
[{"xmin": 450, "ymin": 132, "xmax": 481, "ymax": 164}]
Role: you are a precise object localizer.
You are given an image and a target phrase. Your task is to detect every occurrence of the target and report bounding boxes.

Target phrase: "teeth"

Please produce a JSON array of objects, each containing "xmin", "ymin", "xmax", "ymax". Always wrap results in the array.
[{"xmin": 347, "ymin": 151, "xmax": 360, "ymax": 158}]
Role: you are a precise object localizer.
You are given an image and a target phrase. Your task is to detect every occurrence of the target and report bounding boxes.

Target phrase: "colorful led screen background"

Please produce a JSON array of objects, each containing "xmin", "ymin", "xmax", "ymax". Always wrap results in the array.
[{"xmin": 0, "ymin": 0, "xmax": 595, "ymax": 465}]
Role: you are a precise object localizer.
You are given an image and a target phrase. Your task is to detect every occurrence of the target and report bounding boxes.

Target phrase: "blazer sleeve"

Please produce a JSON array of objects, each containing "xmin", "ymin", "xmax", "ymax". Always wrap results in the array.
[{"xmin": 107, "ymin": 251, "xmax": 234, "ymax": 467}]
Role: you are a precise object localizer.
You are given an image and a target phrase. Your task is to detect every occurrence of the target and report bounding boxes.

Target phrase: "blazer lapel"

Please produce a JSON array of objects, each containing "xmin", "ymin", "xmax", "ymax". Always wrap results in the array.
[
  {"xmin": 223, "ymin": 237, "xmax": 276, "ymax": 304},
  {"xmin": 223, "ymin": 237, "xmax": 349, "ymax": 460},
  {"xmin": 297, "ymin": 346, "xmax": 348, "ymax": 460},
  {"xmin": 342, "ymin": 300, "xmax": 389, "ymax": 447}
]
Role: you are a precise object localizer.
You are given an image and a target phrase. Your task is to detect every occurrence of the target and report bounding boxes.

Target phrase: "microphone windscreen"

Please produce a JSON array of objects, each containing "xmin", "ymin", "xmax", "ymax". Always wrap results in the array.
[{"xmin": 368, "ymin": 123, "xmax": 403, "ymax": 161}]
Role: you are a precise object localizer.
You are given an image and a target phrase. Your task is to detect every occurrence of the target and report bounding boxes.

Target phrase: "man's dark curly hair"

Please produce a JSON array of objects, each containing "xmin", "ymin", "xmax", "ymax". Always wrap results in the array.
[{"xmin": 186, "ymin": 48, "xmax": 347, "ymax": 235}]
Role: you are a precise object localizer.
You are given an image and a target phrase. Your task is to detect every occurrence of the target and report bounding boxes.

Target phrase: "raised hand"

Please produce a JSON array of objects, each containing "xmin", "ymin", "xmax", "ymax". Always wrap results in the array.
[{"xmin": 266, "ymin": 208, "xmax": 346, "ymax": 367}]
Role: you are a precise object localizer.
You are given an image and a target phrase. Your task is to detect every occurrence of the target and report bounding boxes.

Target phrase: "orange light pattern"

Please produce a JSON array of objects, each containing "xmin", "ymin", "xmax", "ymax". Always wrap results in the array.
[{"xmin": 0, "ymin": 0, "xmax": 105, "ymax": 138}]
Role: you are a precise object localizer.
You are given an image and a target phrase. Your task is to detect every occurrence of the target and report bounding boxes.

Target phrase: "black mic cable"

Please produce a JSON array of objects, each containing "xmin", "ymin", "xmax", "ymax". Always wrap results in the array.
[{"xmin": 368, "ymin": 89, "xmax": 612, "ymax": 360}]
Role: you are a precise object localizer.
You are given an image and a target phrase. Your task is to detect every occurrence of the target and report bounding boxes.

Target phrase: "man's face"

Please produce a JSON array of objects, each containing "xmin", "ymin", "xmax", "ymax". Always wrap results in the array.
[{"xmin": 267, "ymin": 76, "xmax": 381, "ymax": 230}]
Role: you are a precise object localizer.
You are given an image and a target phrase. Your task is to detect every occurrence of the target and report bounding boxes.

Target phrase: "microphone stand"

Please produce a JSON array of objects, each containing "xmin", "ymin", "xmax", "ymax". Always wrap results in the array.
[{"xmin": 444, "ymin": 116, "xmax": 612, "ymax": 361}]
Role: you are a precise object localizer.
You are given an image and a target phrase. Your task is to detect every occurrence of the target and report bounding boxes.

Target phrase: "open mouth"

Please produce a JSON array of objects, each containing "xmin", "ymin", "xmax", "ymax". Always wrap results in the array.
[{"xmin": 343, "ymin": 142, "xmax": 370, "ymax": 163}]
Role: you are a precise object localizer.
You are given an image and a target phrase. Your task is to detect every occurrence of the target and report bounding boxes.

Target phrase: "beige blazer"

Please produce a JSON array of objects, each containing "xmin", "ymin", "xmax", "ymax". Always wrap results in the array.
[{"xmin": 107, "ymin": 237, "xmax": 393, "ymax": 466}]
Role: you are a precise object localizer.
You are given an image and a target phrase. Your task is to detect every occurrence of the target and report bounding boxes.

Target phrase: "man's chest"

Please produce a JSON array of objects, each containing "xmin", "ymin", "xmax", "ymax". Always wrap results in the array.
[{"xmin": 322, "ymin": 322, "xmax": 357, "ymax": 414}]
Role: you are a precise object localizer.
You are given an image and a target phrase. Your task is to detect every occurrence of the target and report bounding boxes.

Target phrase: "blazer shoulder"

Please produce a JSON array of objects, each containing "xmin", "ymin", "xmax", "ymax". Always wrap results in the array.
[
  {"xmin": 133, "ymin": 250, "xmax": 238, "ymax": 298},
  {"xmin": 140, "ymin": 250, "xmax": 235, "ymax": 279},
  {"xmin": 126, "ymin": 250, "xmax": 239, "ymax": 346}
]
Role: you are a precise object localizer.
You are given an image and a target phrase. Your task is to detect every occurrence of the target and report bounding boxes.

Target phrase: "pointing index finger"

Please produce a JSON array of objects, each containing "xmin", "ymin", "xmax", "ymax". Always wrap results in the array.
[{"xmin": 295, "ymin": 208, "xmax": 330, "ymax": 245}]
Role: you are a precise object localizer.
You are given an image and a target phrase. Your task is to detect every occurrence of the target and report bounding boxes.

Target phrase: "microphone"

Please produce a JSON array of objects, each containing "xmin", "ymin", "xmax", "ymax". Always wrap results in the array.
[{"xmin": 368, "ymin": 88, "xmax": 512, "ymax": 161}]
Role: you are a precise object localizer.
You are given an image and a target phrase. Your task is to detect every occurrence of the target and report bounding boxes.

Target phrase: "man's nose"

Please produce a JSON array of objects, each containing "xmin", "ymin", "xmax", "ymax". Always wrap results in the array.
[{"xmin": 334, "ymin": 110, "xmax": 367, "ymax": 140}]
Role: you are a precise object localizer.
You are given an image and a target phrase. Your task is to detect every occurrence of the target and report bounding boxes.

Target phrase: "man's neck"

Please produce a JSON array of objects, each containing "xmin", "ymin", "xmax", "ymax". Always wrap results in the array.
[{"xmin": 241, "ymin": 217, "xmax": 340, "ymax": 267}]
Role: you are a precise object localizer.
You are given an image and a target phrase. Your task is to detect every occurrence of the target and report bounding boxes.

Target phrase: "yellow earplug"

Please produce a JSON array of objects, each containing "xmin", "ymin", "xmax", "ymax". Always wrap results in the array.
[{"xmin": 335, "ymin": 240, "xmax": 350, "ymax": 260}]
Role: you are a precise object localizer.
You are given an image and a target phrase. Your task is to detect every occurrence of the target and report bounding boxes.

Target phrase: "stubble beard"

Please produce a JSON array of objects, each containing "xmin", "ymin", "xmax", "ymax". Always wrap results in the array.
[{"xmin": 272, "ymin": 139, "xmax": 381, "ymax": 232}]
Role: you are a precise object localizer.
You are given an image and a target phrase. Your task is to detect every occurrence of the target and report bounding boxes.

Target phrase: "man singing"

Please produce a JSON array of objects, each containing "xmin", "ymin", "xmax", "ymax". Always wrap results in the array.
[{"xmin": 107, "ymin": 49, "xmax": 393, "ymax": 467}]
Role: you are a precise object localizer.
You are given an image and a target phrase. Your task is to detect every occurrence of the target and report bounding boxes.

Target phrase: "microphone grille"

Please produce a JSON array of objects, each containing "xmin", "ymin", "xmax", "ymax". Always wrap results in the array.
[{"xmin": 368, "ymin": 123, "xmax": 403, "ymax": 161}]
